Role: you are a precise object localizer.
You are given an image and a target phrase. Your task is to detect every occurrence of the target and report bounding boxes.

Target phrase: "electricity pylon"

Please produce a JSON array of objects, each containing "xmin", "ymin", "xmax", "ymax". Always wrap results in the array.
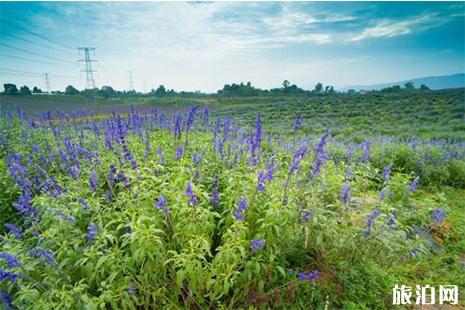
[{"xmin": 78, "ymin": 47, "xmax": 97, "ymax": 89}]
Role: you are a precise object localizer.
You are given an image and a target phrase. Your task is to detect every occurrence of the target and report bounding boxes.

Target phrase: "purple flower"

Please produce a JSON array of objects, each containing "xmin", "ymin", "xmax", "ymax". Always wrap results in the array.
[
  {"xmin": 346, "ymin": 167, "xmax": 353, "ymax": 179},
  {"xmin": 340, "ymin": 182, "xmax": 351, "ymax": 205},
  {"xmin": 85, "ymin": 223, "xmax": 98, "ymax": 241},
  {"xmin": 89, "ymin": 170, "xmax": 98, "ymax": 192},
  {"xmin": 257, "ymin": 160, "xmax": 278, "ymax": 192},
  {"xmin": 364, "ymin": 209, "xmax": 381, "ymax": 237},
  {"xmin": 78, "ymin": 198, "xmax": 89, "ymax": 210},
  {"xmin": 408, "ymin": 176, "xmax": 420, "ymax": 193},
  {"xmin": 301, "ymin": 209, "xmax": 313, "ymax": 222},
  {"xmin": 128, "ymin": 282, "xmax": 136, "ymax": 295},
  {"xmin": 387, "ymin": 210, "xmax": 397, "ymax": 228},
  {"xmin": 13, "ymin": 193, "xmax": 38, "ymax": 217},
  {"xmin": 292, "ymin": 114, "xmax": 304, "ymax": 132},
  {"xmin": 312, "ymin": 130, "xmax": 330, "ymax": 177},
  {"xmin": 360, "ymin": 140, "xmax": 371, "ymax": 163},
  {"xmin": 175, "ymin": 145, "xmax": 183, "ymax": 160},
  {"xmin": 289, "ymin": 145, "xmax": 307, "ymax": 174},
  {"xmin": 30, "ymin": 247, "xmax": 56, "ymax": 265},
  {"xmin": 118, "ymin": 172, "xmax": 130, "ymax": 188},
  {"xmin": 4, "ymin": 224, "xmax": 22, "ymax": 240},
  {"xmin": 210, "ymin": 176, "xmax": 219, "ymax": 206},
  {"xmin": 379, "ymin": 187, "xmax": 388, "ymax": 201},
  {"xmin": 0, "ymin": 290, "xmax": 13, "ymax": 305},
  {"xmin": 382, "ymin": 163, "xmax": 393, "ymax": 183},
  {"xmin": 155, "ymin": 196, "xmax": 169, "ymax": 216},
  {"xmin": 0, "ymin": 253, "xmax": 21, "ymax": 268},
  {"xmin": 186, "ymin": 105, "xmax": 199, "ymax": 130},
  {"xmin": 185, "ymin": 182, "xmax": 199, "ymax": 206},
  {"xmin": 250, "ymin": 239, "xmax": 265, "ymax": 252},
  {"xmin": 431, "ymin": 208, "xmax": 446, "ymax": 224},
  {"xmin": 0, "ymin": 269, "xmax": 18, "ymax": 282},
  {"xmin": 235, "ymin": 196, "xmax": 249, "ymax": 220},
  {"xmin": 297, "ymin": 270, "xmax": 320, "ymax": 281},
  {"xmin": 55, "ymin": 210, "xmax": 76, "ymax": 224}
]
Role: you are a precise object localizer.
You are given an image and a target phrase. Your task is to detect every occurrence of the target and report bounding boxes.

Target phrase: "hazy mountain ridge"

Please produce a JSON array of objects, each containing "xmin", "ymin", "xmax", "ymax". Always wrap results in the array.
[{"xmin": 340, "ymin": 73, "xmax": 465, "ymax": 91}]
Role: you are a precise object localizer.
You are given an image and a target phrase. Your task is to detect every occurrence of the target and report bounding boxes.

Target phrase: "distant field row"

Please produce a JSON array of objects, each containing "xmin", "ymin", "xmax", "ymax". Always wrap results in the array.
[{"xmin": 1, "ymin": 88, "xmax": 464, "ymax": 141}]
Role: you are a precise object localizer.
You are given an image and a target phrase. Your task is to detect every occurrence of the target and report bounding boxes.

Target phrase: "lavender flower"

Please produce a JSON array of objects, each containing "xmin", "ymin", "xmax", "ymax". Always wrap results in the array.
[
  {"xmin": 340, "ymin": 182, "xmax": 351, "ymax": 205},
  {"xmin": 0, "ymin": 290, "xmax": 13, "ymax": 305},
  {"xmin": 0, "ymin": 253, "xmax": 21, "ymax": 268},
  {"xmin": 155, "ymin": 196, "xmax": 169, "ymax": 216},
  {"xmin": 89, "ymin": 170, "xmax": 98, "ymax": 192},
  {"xmin": 30, "ymin": 247, "xmax": 56, "ymax": 265},
  {"xmin": 85, "ymin": 223, "xmax": 98, "ymax": 241},
  {"xmin": 4, "ymin": 224, "xmax": 22, "ymax": 240},
  {"xmin": 431, "ymin": 208, "xmax": 446, "ymax": 224},
  {"xmin": 346, "ymin": 167, "xmax": 353, "ymax": 179},
  {"xmin": 301, "ymin": 209, "xmax": 313, "ymax": 222},
  {"xmin": 289, "ymin": 145, "xmax": 307, "ymax": 174},
  {"xmin": 128, "ymin": 282, "xmax": 136, "ymax": 295},
  {"xmin": 360, "ymin": 140, "xmax": 371, "ymax": 163},
  {"xmin": 379, "ymin": 187, "xmax": 388, "ymax": 201},
  {"xmin": 312, "ymin": 130, "xmax": 330, "ymax": 177},
  {"xmin": 382, "ymin": 163, "xmax": 393, "ymax": 183},
  {"xmin": 408, "ymin": 176, "xmax": 420, "ymax": 193},
  {"xmin": 13, "ymin": 193, "xmax": 38, "ymax": 217},
  {"xmin": 364, "ymin": 209, "xmax": 381, "ymax": 237},
  {"xmin": 0, "ymin": 269, "xmax": 18, "ymax": 282},
  {"xmin": 175, "ymin": 145, "xmax": 183, "ymax": 160},
  {"xmin": 186, "ymin": 105, "xmax": 199, "ymax": 130},
  {"xmin": 387, "ymin": 210, "xmax": 397, "ymax": 228},
  {"xmin": 235, "ymin": 196, "xmax": 249, "ymax": 220},
  {"xmin": 250, "ymin": 239, "xmax": 266, "ymax": 252},
  {"xmin": 210, "ymin": 176, "xmax": 219, "ymax": 206},
  {"xmin": 292, "ymin": 114, "xmax": 304, "ymax": 132},
  {"xmin": 257, "ymin": 160, "xmax": 278, "ymax": 192},
  {"xmin": 55, "ymin": 210, "xmax": 76, "ymax": 224},
  {"xmin": 185, "ymin": 182, "xmax": 199, "ymax": 206},
  {"xmin": 78, "ymin": 198, "xmax": 89, "ymax": 210},
  {"xmin": 297, "ymin": 270, "xmax": 320, "ymax": 281},
  {"xmin": 118, "ymin": 172, "xmax": 130, "ymax": 188}
]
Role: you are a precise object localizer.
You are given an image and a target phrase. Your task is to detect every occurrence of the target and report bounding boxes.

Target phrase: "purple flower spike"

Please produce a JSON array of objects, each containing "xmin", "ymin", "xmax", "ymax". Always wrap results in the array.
[
  {"xmin": 250, "ymin": 239, "xmax": 266, "ymax": 252},
  {"xmin": 340, "ymin": 182, "xmax": 351, "ymax": 205},
  {"xmin": 155, "ymin": 196, "xmax": 169, "ymax": 216},
  {"xmin": 297, "ymin": 270, "xmax": 320, "ymax": 281},
  {"xmin": 408, "ymin": 176, "xmax": 420, "ymax": 193},
  {"xmin": 431, "ymin": 208, "xmax": 446, "ymax": 224},
  {"xmin": 85, "ymin": 223, "xmax": 98, "ymax": 241},
  {"xmin": 185, "ymin": 182, "xmax": 199, "ymax": 206},
  {"xmin": 235, "ymin": 196, "xmax": 249, "ymax": 220}
]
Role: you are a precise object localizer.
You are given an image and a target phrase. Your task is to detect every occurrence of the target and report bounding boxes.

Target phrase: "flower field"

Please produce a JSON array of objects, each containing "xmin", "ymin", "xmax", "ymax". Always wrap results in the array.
[{"xmin": 0, "ymin": 104, "xmax": 464, "ymax": 308}]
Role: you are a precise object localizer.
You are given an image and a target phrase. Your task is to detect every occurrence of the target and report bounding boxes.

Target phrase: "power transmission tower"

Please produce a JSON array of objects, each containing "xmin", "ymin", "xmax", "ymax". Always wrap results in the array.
[
  {"xmin": 78, "ymin": 47, "xmax": 97, "ymax": 89},
  {"xmin": 128, "ymin": 71, "xmax": 134, "ymax": 91},
  {"xmin": 44, "ymin": 72, "xmax": 50, "ymax": 93}
]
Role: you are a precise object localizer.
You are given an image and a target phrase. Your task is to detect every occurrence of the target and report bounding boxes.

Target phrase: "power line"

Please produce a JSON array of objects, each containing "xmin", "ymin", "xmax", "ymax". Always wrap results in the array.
[
  {"xmin": 0, "ymin": 42, "xmax": 76, "ymax": 64},
  {"xmin": 0, "ymin": 53, "xmax": 76, "ymax": 66},
  {"xmin": 0, "ymin": 67, "xmax": 80, "ymax": 78},
  {"xmin": 1, "ymin": 32, "xmax": 76, "ymax": 56},
  {"xmin": 0, "ymin": 18, "xmax": 75, "ymax": 51}
]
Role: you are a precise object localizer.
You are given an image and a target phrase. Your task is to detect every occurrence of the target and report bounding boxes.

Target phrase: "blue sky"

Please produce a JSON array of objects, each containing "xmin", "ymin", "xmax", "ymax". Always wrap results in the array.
[{"xmin": 0, "ymin": 2, "xmax": 464, "ymax": 92}]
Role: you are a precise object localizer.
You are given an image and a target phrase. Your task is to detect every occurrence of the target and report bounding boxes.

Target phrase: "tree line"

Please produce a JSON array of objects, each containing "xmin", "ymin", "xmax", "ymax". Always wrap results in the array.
[{"xmin": 2, "ymin": 80, "xmax": 430, "ymax": 98}]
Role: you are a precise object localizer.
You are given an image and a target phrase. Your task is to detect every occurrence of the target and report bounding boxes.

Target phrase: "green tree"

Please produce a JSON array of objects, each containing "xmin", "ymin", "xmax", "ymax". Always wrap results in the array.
[
  {"xmin": 32, "ymin": 86, "xmax": 42, "ymax": 93},
  {"xmin": 3, "ymin": 83, "xmax": 18, "ymax": 95},
  {"xmin": 154, "ymin": 85, "xmax": 167, "ymax": 96},
  {"xmin": 404, "ymin": 81, "xmax": 414, "ymax": 89},
  {"xmin": 282, "ymin": 80, "xmax": 290, "ymax": 89},
  {"xmin": 65, "ymin": 85, "xmax": 80, "ymax": 95},
  {"xmin": 19, "ymin": 85, "xmax": 32, "ymax": 95},
  {"xmin": 420, "ymin": 84, "xmax": 430, "ymax": 91},
  {"xmin": 100, "ymin": 86, "xmax": 116, "ymax": 98},
  {"xmin": 314, "ymin": 82, "xmax": 323, "ymax": 93}
]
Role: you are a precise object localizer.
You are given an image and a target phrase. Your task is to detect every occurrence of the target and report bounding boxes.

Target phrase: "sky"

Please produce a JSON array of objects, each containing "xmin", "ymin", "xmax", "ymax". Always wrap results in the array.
[{"xmin": 0, "ymin": 1, "xmax": 464, "ymax": 92}]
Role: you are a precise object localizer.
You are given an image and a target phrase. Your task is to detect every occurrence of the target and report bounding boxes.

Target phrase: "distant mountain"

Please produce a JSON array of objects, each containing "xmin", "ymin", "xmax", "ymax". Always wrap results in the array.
[{"xmin": 340, "ymin": 73, "xmax": 465, "ymax": 91}]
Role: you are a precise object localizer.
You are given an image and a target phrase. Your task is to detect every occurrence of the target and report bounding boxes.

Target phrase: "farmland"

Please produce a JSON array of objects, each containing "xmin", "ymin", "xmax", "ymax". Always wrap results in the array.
[{"xmin": 0, "ymin": 89, "xmax": 464, "ymax": 308}]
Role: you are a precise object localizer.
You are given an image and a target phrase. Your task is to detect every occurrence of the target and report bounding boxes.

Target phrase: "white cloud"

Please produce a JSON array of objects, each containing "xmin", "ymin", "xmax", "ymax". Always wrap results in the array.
[{"xmin": 348, "ymin": 14, "xmax": 440, "ymax": 42}]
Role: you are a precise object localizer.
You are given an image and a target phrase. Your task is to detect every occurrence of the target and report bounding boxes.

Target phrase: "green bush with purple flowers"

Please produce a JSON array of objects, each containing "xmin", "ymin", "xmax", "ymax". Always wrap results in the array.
[{"xmin": 0, "ymin": 106, "xmax": 464, "ymax": 309}]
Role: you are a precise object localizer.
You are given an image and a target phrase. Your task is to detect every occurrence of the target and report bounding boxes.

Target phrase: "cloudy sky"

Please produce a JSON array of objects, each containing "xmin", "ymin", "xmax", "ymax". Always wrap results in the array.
[{"xmin": 0, "ymin": 2, "xmax": 464, "ymax": 92}]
